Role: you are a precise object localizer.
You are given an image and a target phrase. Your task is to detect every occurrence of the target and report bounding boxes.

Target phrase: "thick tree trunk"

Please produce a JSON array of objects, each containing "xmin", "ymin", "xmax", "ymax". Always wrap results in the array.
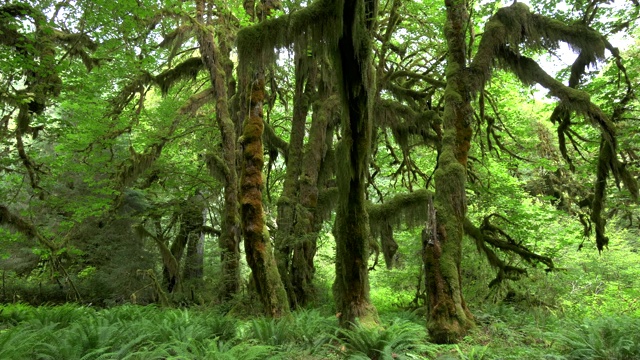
[
  {"xmin": 275, "ymin": 43, "xmax": 314, "ymax": 308},
  {"xmin": 162, "ymin": 218, "xmax": 187, "ymax": 293},
  {"xmin": 184, "ymin": 204, "xmax": 207, "ymax": 283},
  {"xmin": 381, "ymin": 222, "xmax": 398, "ymax": 269},
  {"xmin": 288, "ymin": 86, "xmax": 333, "ymax": 307},
  {"xmin": 423, "ymin": 0, "xmax": 474, "ymax": 344},
  {"xmin": 241, "ymin": 73, "xmax": 290, "ymax": 317},
  {"xmin": 195, "ymin": 0, "xmax": 241, "ymax": 299},
  {"xmin": 162, "ymin": 197, "xmax": 204, "ymax": 292},
  {"xmin": 332, "ymin": 0, "xmax": 378, "ymax": 327}
]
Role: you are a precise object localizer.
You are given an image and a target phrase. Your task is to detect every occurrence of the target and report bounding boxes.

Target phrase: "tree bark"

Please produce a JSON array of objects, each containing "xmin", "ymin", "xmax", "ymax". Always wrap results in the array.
[
  {"xmin": 332, "ymin": 0, "xmax": 378, "ymax": 327},
  {"xmin": 380, "ymin": 222, "xmax": 398, "ymax": 269},
  {"xmin": 241, "ymin": 72, "xmax": 290, "ymax": 317},
  {"xmin": 275, "ymin": 42, "xmax": 314, "ymax": 308},
  {"xmin": 288, "ymin": 83, "xmax": 333, "ymax": 307},
  {"xmin": 183, "ymin": 200, "xmax": 207, "ymax": 283},
  {"xmin": 423, "ymin": 0, "xmax": 474, "ymax": 344},
  {"xmin": 195, "ymin": 0, "xmax": 241, "ymax": 299}
]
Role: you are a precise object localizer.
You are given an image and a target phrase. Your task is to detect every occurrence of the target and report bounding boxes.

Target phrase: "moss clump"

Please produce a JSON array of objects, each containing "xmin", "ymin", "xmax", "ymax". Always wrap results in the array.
[{"xmin": 236, "ymin": 0, "xmax": 342, "ymax": 79}]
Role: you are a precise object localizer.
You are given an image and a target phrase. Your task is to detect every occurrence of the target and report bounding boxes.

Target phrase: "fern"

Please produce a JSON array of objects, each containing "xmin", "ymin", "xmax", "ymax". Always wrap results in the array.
[
  {"xmin": 455, "ymin": 345, "xmax": 492, "ymax": 360},
  {"xmin": 558, "ymin": 316, "xmax": 640, "ymax": 360},
  {"xmin": 248, "ymin": 317, "xmax": 294, "ymax": 346},
  {"xmin": 198, "ymin": 312, "xmax": 237, "ymax": 341},
  {"xmin": 149, "ymin": 309, "xmax": 209, "ymax": 344},
  {"xmin": 203, "ymin": 339, "xmax": 274, "ymax": 360},
  {"xmin": 0, "ymin": 303, "xmax": 34, "ymax": 326},
  {"xmin": 0, "ymin": 326, "xmax": 49, "ymax": 360},
  {"xmin": 336, "ymin": 319, "xmax": 428, "ymax": 359},
  {"xmin": 20, "ymin": 304, "xmax": 94, "ymax": 331},
  {"xmin": 290, "ymin": 309, "xmax": 337, "ymax": 351}
]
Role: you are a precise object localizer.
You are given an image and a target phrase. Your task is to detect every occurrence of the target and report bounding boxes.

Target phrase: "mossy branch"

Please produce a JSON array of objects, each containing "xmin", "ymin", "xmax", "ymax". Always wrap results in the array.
[
  {"xmin": 204, "ymin": 152, "xmax": 230, "ymax": 182},
  {"xmin": 384, "ymin": 82, "xmax": 431, "ymax": 102},
  {"xmin": 0, "ymin": 205, "xmax": 58, "ymax": 252},
  {"xmin": 111, "ymin": 57, "xmax": 205, "ymax": 116},
  {"xmin": 497, "ymin": 49, "xmax": 616, "ymax": 145},
  {"xmin": 263, "ymin": 120, "xmax": 289, "ymax": 160},
  {"xmin": 155, "ymin": 57, "xmax": 204, "ymax": 95},
  {"xmin": 375, "ymin": 99, "xmax": 440, "ymax": 145},
  {"xmin": 386, "ymin": 70, "xmax": 446, "ymax": 89},
  {"xmin": 179, "ymin": 88, "xmax": 215, "ymax": 115},
  {"xmin": 471, "ymin": 2, "xmax": 606, "ymax": 92},
  {"xmin": 464, "ymin": 215, "xmax": 554, "ymax": 287},
  {"xmin": 367, "ymin": 189, "xmax": 432, "ymax": 238},
  {"xmin": 236, "ymin": 0, "xmax": 340, "ymax": 74}
]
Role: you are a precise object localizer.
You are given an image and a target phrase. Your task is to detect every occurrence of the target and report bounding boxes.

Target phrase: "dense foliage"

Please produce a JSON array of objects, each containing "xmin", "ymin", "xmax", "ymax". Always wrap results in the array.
[{"xmin": 0, "ymin": 0, "xmax": 639, "ymax": 354}]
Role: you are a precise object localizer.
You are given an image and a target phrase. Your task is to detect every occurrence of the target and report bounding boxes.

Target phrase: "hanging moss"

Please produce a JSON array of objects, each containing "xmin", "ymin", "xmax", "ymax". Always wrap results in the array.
[
  {"xmin": 470, "ymin": 2, "xmax": 605, "ymax": 93},
  {"xmin": 367, "ymin": 189, "xmax": 431, "ymax": 237},
  {"xmin": 118, "ymin": 145, "xmax": 163, "ymax": 188},
  {"xmin": 374, "ymin": 99, "xmax": 441, "ymax": 148},
  {"xmin": 154, "ymin": 57, "xmax": 204, "ymax": 96},
  {"xmin": 236, "ymin": 0, "xmax": 342, "ymax": 78},
  {"xmin": 204, "ymin": 153, "xmax": 230, "ymax": 182}
]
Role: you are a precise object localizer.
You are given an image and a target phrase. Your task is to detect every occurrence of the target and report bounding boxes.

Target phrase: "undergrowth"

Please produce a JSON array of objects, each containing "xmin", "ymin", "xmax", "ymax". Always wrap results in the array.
[{"xmin": 1, "ymin": 301, "xmax": 639, "ymax": 359}]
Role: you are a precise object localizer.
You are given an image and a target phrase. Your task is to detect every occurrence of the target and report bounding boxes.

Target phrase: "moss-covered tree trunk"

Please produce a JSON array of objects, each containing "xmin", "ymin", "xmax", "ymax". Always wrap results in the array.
[
  {"xmin": 288, "ymin": 83, "xmax": 333, "ymax": 307},
  {"xmin": 240, "ymin": 72, "xmax": 290, "ymax": 317},
  {"xmin": 161, "ymin": 195, "xmax": 206, "ymax": 292},
  {"xmin": 275, "ymin": 42, "xmax": 314, "ymax": 308},
  {"xmin": 195, "ymin": 0, "xmax": 241, "ymax": 299},
  {"xmin": 332, "ymin": 0, "xmax": 378, "ymax": 327},
  {"xmin": 423, "ymin": 0, "xmax": 474, "ymax": 344},
  {"xmin": 183, "ymin": 199, "xmax": 207, "ymax": 283},
  {"xmin": 380, "ymin": 223, "xmax": 398, "ymax": 269},
  {"xmin": 162, "ymin": 216, "xmax": 188, "ymax": 293}
]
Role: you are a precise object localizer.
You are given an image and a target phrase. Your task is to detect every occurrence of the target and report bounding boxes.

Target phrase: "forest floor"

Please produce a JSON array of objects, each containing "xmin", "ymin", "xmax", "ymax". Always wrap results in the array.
[{"xmin": 1, "ymin": 299, "xmax": 639, "ymax": 359}]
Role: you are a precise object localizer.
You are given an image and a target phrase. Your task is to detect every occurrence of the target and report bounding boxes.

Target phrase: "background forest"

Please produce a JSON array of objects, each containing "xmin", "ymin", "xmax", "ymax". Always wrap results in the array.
[{"xmin": 1, "ymin": 0, "xmax": 639, "ymax": 358}]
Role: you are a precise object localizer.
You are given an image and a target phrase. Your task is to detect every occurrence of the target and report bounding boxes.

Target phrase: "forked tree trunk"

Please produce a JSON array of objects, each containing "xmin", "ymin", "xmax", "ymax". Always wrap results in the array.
[
  {"xmin": 423, "ymin": 0, "xmax": 474, "ymax": 344},
  {"xmin": 241, "ymin": 73, "xmax": 290, "ymax": 317},
  {"xmin": 332, "ymin": 0, "xmax": 378, "ymax": 327}
]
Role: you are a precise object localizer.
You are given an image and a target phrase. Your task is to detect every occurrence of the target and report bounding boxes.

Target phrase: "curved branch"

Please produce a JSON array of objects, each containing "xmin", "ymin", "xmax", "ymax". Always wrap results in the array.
[{"xmin": 463, "ymin": 216, "xmax": 554, "ymax": 287}]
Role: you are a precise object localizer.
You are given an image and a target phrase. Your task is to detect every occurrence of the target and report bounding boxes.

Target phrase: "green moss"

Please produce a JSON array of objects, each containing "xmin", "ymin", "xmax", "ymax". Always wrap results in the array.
[
  {"xmin": 367, "ymin": 189, "xmax": 431, "ymax": 238},
  {"xmin": 154, "ymin": 57, "xmax": 204, "ymax": 96},
  {"xmin": 470, "ymin": 2, "xmax": 607, "ymax": 94},
  {"xmin": 237, "ymin": 0, "xmax": 341, "ymax": 76}
]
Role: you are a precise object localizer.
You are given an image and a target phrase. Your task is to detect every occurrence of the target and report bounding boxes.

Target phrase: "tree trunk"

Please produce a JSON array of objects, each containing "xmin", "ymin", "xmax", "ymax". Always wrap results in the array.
[
  {"xmin": 423, "ymin": 0, "xmax": 474, "ymax": 344},
  {"xmin": 241, "ymin": 72, "xmax": 290, "ymax": 317},
  {"xmin": 184, "ymin": 203, "xmax": 207, "ymax": 283},
  {"xmin": 288, "ymin": 84, "xmax": 333, "ymax": 307},
  {"xmin": 275, "ymin": 42, "xmax": 314, "ymax": 308},
  {"xmin": 381, "ymin": 222, "xmax": 398, "ymax": 269},
  {"xmin": 195, "ymin": 0, "xmax": 241, "ymax": 299},
  {"xmin": 162, "ymin": 216, "xmax": 188, "ymax": 293},
  {"xmin": 332, "ymin": 0, "xmax": 378, "ymax": 327}
]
